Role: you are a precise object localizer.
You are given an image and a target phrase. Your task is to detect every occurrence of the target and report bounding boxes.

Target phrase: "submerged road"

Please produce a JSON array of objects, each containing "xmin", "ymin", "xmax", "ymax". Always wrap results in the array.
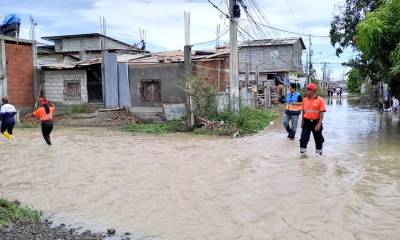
[{"xmin": 1, "ymin": 97, "xmax": 399, "ymax": 240}]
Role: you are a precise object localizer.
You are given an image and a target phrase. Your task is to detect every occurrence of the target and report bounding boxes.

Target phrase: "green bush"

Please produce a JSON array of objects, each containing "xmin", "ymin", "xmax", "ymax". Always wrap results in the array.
[
  {"xmin": 196, "ymin": 107, "xmax": 278, "ymax": 136},
  {"xmin": 0, "ymin": 199, "xmax": 42, "ymax": 227}
]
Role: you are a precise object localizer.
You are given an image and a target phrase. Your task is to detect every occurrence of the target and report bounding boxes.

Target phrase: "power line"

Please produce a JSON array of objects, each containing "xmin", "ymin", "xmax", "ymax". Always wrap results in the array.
[
  {"xmin": 240, "ymin": 19, "xmax": 330, "ymax": 38},
  {"xmin": 249, "ymin": 0, "xmax": 278, "ymax": 37},
  {"xmin": 192, "ymin": 28, "xmax": 230, "ymax": 46},
  {"xmin": 238, "ymin": 25, "xmax": 256, "ymax": 40},
  {"xmin": 314, "ymin": 53, "xmax": 338, "ymax": 61},
  {"xmin": 238, "ymin": 0, "xmax": 271, "ymax": 38},
  {"xmin": 207, "ymin": 0, "xmax": 230, "ymax": 19},
  {"xmin": 284, "ymin": 0, "xmax": 302, "ymax": 29}
]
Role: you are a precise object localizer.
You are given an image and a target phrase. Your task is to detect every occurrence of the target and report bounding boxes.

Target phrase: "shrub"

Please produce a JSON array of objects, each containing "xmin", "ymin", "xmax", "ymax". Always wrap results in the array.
[
  {"xmin": 195, "ymin": 107, "xmax": 278, "ymax": 136},
  {"xmin": 0, "ymin": 199, "xmax": 42, "ymax": 227}
]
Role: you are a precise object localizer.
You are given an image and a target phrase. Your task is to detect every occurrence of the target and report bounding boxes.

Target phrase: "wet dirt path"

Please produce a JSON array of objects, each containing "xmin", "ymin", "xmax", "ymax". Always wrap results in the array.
[{"xmin": 1, "ymin": 98, "xmax": 400, "ymax": 240}]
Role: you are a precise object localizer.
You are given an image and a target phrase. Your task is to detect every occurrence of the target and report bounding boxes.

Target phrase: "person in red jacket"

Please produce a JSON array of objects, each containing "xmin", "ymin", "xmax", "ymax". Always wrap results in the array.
[
  {"xmin": 300, "ymin": 83, "xmax": 326, "ymax": 156},
  {"xmin": 32, "ymin": 98, "xmax": 56, "ymax": 145}
]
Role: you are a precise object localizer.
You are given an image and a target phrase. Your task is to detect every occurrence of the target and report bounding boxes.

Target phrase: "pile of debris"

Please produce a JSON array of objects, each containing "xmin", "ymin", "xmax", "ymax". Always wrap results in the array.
[
  {"xmin": 102, "ymin": 109, "xmax": 138, "ymax": 129},
  {"xmin": 198, "ymin": 117, "xmax": 225, "ymax": 130}
]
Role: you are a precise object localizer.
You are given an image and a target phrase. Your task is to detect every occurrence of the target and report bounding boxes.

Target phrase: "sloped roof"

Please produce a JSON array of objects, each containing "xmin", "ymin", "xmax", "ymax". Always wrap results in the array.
[
  {"xmin": 42, "ymin": 33, "xmax": 139, "ymax": 50},
  {"xmin": 240, "ymin": 37, "xmax": 306, "ymax": 49}
]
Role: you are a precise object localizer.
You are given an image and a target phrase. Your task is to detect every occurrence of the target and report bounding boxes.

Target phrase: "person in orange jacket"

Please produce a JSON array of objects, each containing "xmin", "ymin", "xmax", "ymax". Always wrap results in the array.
[
  {"xmin": 31, "ymin": 98, "xmax": 56, "ymax": 145},
  {"xmin": 300, "ymin": 83, "xmax": 326, "ymax": 156}
]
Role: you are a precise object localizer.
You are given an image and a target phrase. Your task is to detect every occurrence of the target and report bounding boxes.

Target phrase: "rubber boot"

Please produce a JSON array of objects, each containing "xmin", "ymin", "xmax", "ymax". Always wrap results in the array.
[{"xmin": 3, "ymin": 131, "xmax": 13, "ymax": 141}]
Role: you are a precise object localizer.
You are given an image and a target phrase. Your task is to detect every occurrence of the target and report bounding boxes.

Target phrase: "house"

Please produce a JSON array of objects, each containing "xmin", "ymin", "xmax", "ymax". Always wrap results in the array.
[
  {"xmin": 41, "ymin": 54, "xmax": 145, "ymax": 106},
  {"xmin": 127, "ymin": 49, "xmax": 230, "ymax": 105},
  {"xmin": 239, "ymin": 37, "xmax": 306, "ymax": 84},
  {"xmin": 38, "ymin": 33, "xmax": 143, "ymax": 65},
  {"xmin": 0, "ymin": 35, "xmax": 37, "ymax": 111}
]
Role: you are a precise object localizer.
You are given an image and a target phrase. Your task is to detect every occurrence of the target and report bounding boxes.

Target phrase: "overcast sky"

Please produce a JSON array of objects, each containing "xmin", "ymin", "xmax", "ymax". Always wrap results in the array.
[{"xmin": 2, "ymin": 0, "xmax": 354, "ymax": 80}]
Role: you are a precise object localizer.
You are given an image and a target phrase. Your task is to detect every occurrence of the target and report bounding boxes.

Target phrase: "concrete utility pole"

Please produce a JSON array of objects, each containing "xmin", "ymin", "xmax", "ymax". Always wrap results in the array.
[
  {"xmin": 184, "ymin": 11, "xmax": 194, "ymax": 129},
  {"xmin": 306, "ymin": 34, "xmax": 312, "ymax": 85},
  {"xmin": 229, "ymin": 0, "xmax": 240, "ymax": 112}
]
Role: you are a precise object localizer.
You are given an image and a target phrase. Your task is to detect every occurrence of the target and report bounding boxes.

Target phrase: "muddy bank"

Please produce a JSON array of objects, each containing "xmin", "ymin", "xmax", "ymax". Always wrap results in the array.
[
  {"xmin": 0, "ymin": 219, "xmax": 136, "ymax": 240},
  {"xmin": 0, "ymin": 220, "xmax": 104, "ymax": 240},
  {"xmin": 20, "ymin": 109, "xmax": 138, "ymax": 129}
]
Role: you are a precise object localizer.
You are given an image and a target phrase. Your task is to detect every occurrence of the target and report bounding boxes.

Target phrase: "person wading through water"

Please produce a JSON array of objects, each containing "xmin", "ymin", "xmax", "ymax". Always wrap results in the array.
[
  {"xmin": 283, "ymin": 83, "xmax": 303, "ymax": 140},
  {"xmin": 31, "ymin": 98, "xmax": 56, "ymax": 145},
  {"xmin": 0, "ymin": 97, "xmax": 17, "ymax": 141},
  {"xmin": 300, "ymin": 83, "xmax": 326, "ymax": 157}
]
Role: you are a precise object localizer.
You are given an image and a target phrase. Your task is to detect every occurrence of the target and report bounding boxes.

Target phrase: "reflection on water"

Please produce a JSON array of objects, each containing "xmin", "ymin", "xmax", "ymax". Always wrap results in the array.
[{"xmin": 0, "ymin": 97, "xmax": 399, "ymax": 240}]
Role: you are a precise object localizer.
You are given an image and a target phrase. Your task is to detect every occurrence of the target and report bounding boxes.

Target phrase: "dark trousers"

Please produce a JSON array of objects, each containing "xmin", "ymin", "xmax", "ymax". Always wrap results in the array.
[
  {"xmin": 1, "ymin": 118, "xmax": 15, "ymax": 134},
  {"xmin": 41, "ymin": 121, "xmax": 53, "ymax": 145},
  {"xmin": 300, "ymin": 118, "xmax": 324, "ymax": 154}
]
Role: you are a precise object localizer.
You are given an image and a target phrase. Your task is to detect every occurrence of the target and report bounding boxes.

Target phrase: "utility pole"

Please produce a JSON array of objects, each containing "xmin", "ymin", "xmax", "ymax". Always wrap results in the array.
[
  {"xmin": 184, "ymin": 11, "xmax": 194, "ymax": 129},
  {"xmin": 322, "ymin": 62, "xmax": 327, "ymax": 82},
  {"xmin": 216, "ymin": 24, "xmax": 221, "ymax": 49},
  {"xmin": 306, "ymin": 34, "xmax": 312, "ymax": 85},
  {"xmin": 229, "ymin": 0, "xmax": 240, "ymax": 112}
]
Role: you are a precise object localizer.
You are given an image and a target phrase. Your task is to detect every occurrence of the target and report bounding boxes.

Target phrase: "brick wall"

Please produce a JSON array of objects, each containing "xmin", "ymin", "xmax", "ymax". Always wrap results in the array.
[
  {"xmin": 193, "ymin": 56, "xmax": 230, "ymax": 92},
  {"xmin": 5, "ymin": 42, "xmax": 35, "ymax": 107},
  {"xmin": 44, "ymin": 69, "xmax": 88, "ymax": 105}
]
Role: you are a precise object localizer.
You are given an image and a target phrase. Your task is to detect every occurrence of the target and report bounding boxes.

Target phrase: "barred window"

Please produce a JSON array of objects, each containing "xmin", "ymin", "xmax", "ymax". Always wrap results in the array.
[{"xmin": 64, "ymin": 80, "xmax": 81, "ymax": 100}]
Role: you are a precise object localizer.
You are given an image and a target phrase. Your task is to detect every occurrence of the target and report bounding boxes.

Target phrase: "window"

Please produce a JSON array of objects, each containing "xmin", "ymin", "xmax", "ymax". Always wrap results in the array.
[
  {"xmin": 64, "ymin": 80, "xmax": 81, "ymax": 100},
  {"xmin": 140, "ymin": 79, "xmax": 161, "ymax": 102}
]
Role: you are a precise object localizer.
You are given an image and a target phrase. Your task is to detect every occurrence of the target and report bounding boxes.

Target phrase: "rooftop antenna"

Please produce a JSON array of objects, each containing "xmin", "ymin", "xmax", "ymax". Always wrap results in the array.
[
  {"xmin": 29, "ymin": 14, "xmax": 37, "ymax": 40},
  {"xmin": 138, "ymin": 28, "xmax": 146, "ymax": 51}
]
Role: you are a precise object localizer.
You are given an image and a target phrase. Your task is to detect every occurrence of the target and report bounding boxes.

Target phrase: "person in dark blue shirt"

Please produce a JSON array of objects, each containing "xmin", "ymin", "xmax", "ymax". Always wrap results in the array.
[{"xmin": 0, "ymin": 97, "xmax": 16, "ymax": 140}]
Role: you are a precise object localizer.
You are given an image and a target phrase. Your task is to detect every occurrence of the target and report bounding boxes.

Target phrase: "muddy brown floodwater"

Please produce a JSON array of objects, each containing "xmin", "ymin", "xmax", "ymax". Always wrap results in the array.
[{"xmin": 1, "ymin": 97, "xmax": 400, "ymax": 240}]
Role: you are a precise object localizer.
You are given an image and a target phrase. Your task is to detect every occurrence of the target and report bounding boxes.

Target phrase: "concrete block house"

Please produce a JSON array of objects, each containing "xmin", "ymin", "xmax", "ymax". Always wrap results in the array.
[
  {"xmin": 40, "ymin": 33, "xmax": 142, "ymax": 105},
  {"xmin": 239, "ymin": 37, "xmax": 306, "ymax": 83}
]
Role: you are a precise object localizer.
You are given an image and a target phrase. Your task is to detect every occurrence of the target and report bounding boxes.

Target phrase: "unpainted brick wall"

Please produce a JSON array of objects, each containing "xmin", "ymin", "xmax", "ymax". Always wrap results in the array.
[
  {"xmin": 5, "ymin": 42, "xmax": 35, "ymax": 107},
  {"xmin": 193, "ymin": 57, "xmax": 230, "ymax": 92}
]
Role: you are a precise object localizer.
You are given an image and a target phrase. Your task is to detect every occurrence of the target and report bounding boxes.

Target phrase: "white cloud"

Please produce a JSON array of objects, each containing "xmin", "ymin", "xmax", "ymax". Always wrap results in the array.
[{"xmin": 7, "ymin": 0, "xmax": 350, "ymax": 80}]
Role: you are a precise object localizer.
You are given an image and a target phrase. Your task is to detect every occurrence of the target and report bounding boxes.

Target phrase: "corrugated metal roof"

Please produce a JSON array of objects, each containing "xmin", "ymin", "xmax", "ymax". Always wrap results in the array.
[
  {"xmin": 240, "ymin": 38, "xmax": 306, "ymax": 49},
  {"xmin": 42, "ymin": 33, "xmax": 140, "ymax": 50}
]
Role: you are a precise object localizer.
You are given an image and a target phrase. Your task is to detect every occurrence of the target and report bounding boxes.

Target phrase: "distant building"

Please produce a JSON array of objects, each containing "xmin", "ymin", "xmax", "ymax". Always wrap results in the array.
[
  {"xmin": 239, "ymin": 37, "xmax": 306, "ymax": 84},
  {"xmin": 0, "ymin": 35, "xmax": 37, "ymax": 110},
  {"xmin": 38, "ymin": 33, "xmax": 143, "ymax": 65}
]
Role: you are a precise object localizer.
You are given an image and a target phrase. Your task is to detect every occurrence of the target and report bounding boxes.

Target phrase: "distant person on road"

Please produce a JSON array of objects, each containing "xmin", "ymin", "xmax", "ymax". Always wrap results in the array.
[
  {"xmin": 336, "ymin": 87, "xmax": 340, "ymax": 97},
  {"xmin": 0, "ymin": 96, "xmax": 16, "ymax": 141},
  {"xmin": 31, "ymin": 98, "xmax": 56, "ymax": 145},
  {"xmin": 339, "ymin": 87, "xmax": 343, "ymax": 98},
  {"xmin": 393, "ymin": 96, "xmax": 399, "ymax": 112},
  {"xmin": 300, "ymin": 83, "xmax": 326, "ymax": 156},
  {"xmin": 283, "ymin": 83, "xmax": 303, "ymax": 140}
]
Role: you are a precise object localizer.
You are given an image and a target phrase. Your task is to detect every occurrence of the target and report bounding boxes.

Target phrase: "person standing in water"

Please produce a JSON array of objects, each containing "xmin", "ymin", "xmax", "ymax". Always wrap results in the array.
[
  {"xmin": 32, "ymin": 98, "xmax": 56, "ymax": 145},
  {"xmin": 300, "ymin": 83, "xmax": 326, "ymax": 156},
  {"xmin": 283, "ymin": 83, "xmax": 303, "ymax": 140},
  {"xmin": 0, "ymin": 97, "xmax": 17, "ymax": 141}
]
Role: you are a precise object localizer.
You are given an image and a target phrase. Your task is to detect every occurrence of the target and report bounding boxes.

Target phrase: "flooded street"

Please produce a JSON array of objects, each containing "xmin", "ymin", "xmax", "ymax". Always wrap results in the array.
[{"xmin": 1, "ymin": 98, "xmax": 400, "ymax": 240}]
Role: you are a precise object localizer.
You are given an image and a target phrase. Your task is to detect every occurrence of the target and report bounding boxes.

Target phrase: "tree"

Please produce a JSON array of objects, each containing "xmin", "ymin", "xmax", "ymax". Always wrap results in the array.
[
  {"xmin": 355, "ymin": 0, "xmax": 400, "ymax": 97},
  {"xmin": 347, "ymin": 68, "xmax": 364, "ymax": 93},
  {"xmin": 330, "ymin": 0, "xmax": 383, "ymax": 56}
]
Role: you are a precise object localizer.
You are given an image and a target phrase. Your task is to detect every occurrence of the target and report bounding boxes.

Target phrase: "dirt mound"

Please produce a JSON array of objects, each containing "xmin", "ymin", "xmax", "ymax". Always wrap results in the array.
[{"xmin": 21, "ymin": 110, "xmax": 139, "ymax": 129}]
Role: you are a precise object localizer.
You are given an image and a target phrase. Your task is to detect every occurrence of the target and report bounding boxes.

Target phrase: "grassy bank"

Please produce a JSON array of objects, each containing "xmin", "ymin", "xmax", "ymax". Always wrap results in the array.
[
  {"xmin": 122, "ymin": 121, "xmax": 187, "ymax": 134},
  {"xmin": 195, "ymin": 107, "xmax": 279, "ymax": 136},
  {"xmin": 0, "ymin": 199, "xmax": 41, "ymax": 227}
]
